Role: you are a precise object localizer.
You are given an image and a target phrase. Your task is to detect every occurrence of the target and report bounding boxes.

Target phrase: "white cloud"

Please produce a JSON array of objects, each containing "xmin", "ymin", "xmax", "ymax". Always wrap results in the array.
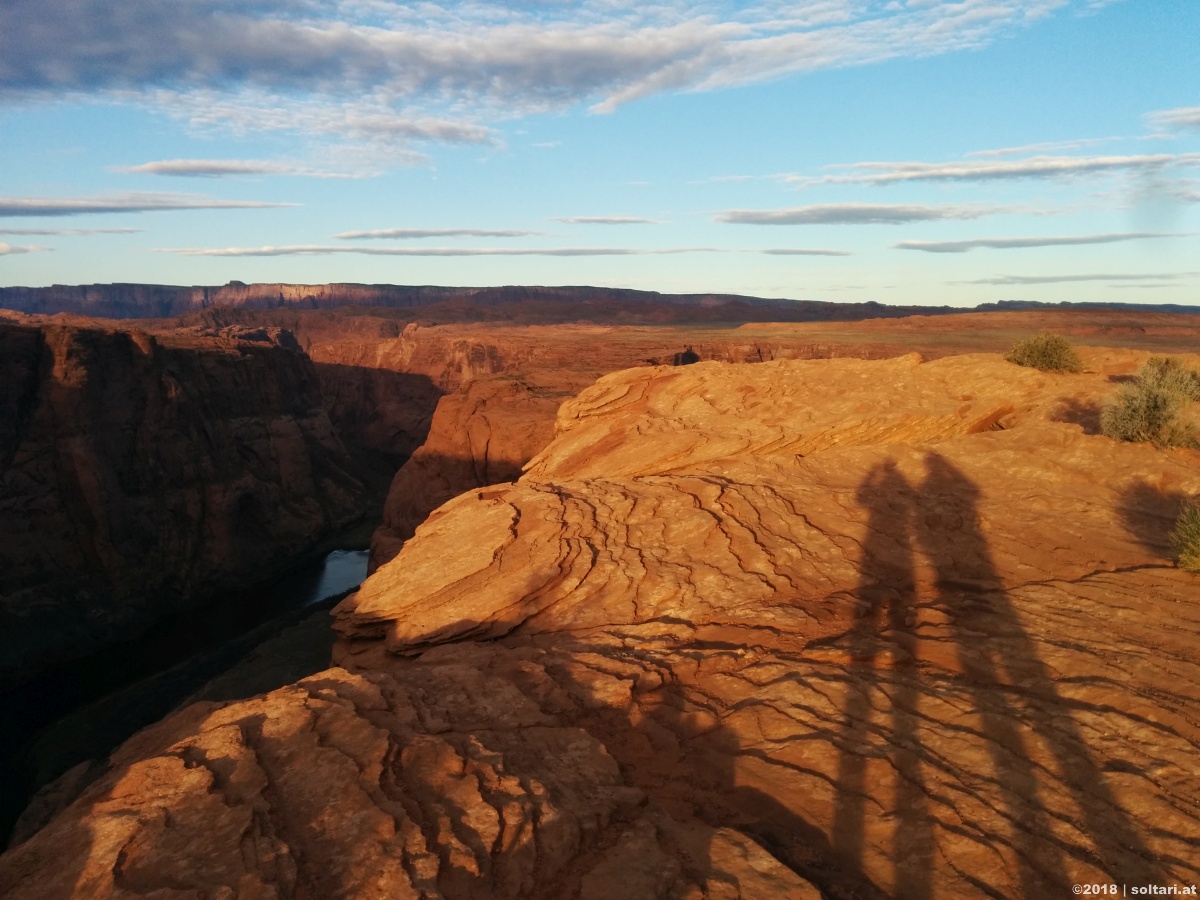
[
  {"xmin": 0, "ymin": 227, "xmax": 141, "ymax": 235},
  {"xmin": 554, "ymin": 215, "xmax": 662, "ymax": 225},
  {"xmin": 1146, "ymin": 105, "xmax": 1200, "ymax": 133},
  {"xmin": 156, "ymin": 244, "xmax": 722, "ymax": 257},
  {"xmin": 802, "ymin": 152, "xmax": 1200, "ymax": 186},
  {"xmin": 956, "ymin": 272, "xmax": 1193, "ymax": 285},
  {"xmin": 896, "ymin": 232, "xmax": 1189, "ymax": 253},
  {"xmin": 717, "ymin": 203, "xmax": 998, "ymax": 225},
  {"xmin": 0, "ymin": 193, "xmax": 294, "ymax": 217},
  {"xmin": 0, "ymin": 242, "xmax": 50, "ymax": 254},
  {"xmin": 964, "ymin": 137, "xmax": 1117, "ymax": 158},
  {"xmin": 0, "ymin": 0, "xmax": 1091, "ymax": 155},
  {"xmin": 761, "ymin": 248, "xmax": 852, "ymax": 256},
  {"xmin": 335, "ymin": 227, "xmax": 541, "ymax": 239},
  {"xmin": 115, "ymin": 159, "xmax": 362, "ymax": 178}
]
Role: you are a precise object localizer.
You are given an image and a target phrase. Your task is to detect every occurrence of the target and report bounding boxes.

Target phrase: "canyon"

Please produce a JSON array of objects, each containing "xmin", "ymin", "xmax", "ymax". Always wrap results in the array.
[{"xmin": 1, "ymin": 286, "xmax": 1199, "ymax": 898}]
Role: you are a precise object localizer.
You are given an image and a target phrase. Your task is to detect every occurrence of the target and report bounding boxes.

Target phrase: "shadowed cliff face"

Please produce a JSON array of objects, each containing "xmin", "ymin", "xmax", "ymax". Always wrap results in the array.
[{"xmin": 0, "ymin": 321, "xmax": 369, "ymax": 684}]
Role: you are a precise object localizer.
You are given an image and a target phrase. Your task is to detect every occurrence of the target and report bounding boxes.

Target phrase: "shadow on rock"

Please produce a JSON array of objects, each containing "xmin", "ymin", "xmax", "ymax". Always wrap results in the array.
[
  {"xmin": 1050, "ymin": 398, "xmax": 1104, "ymax": 434},
  {"xmin": 1116, "ymin": 478, "xmax": 1191, "ymax": 557}
]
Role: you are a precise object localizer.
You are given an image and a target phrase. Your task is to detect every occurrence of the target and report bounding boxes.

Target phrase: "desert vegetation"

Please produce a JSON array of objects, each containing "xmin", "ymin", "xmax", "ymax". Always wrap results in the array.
[
  {"xmin": 1171, "ymin": 499, "xmax": 1200, "ymax": 572},
  {"xmin": 1100, "ymin": 356, "xmax": 1200, "ymax": 449},
  {"xmin": 1004, "ymin": 332, "xmax": 1083, "ymax": 373}
]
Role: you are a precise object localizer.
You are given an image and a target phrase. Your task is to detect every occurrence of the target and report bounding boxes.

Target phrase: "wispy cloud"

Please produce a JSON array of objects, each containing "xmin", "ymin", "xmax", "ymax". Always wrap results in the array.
[
  {"xmin": 717, "ymin": 203, "xmax": 997, "ymax": 225},
  {"xmin": 156, "ymin": 244, "xmax": 722, "ymax": 257},
  {"xmin": 0, "ymin": 192, "xmax": 293, "ymax": 217},
  {"xmin": 335, "ymin": 227, "xmax": 541, "ymax": 240},
  {"xmin": 554, "ymin": 215, "xmax": 662, "ymax": 225},
  {"xmin": 1146, "ymin": 105, "xmax": 1200, "ymax": 133},
  {"xmin": 0, "ymin": 0, "xmax": 1093, "ymax": 155},
  {"xmin": 0, "ymin": 227, "xmax": 141, "ymax": 235},
  {"xmin": 896, "ymin": 231, "xmax": 1190, "ymax": 253},
  {"xmin": 761, "ymin": 248, "xmax": 853, "ymax": 256},
  {"xmin": 956, "ymin": 272, "xmax": 1194, "ymax": 285},
  {"xmin": 115, "ymin": 159, "xmax": 361, "ymax": 178},
  {"xmin": 964, "ymin": 137, "xmax": 1118, "ymax": 158},
  {"xmin": 803, "ymin": 152, "xmax": 1200, "ymax": 186},
  {"xmin": 0, "ymin": 242, "xmax": 50, "ymax": 255}
]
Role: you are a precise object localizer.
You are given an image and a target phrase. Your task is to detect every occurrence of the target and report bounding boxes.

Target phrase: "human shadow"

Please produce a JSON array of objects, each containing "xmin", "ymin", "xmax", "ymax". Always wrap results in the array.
[
  {"xmin": 830, "ymin": 461, "xmax": 932, "ymax": 898},
  {"xmin": 912, "ymin": 452, "xmax": 1163, "ymax": 892}
]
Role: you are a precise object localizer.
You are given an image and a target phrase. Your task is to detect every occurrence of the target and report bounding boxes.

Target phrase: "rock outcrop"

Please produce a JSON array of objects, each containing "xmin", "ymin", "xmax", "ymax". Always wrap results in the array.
[
  {"xmin": 369, "ymin": 372, "xmax": 596, "ymax": 572},
  {"xmin": 4, "ymin": 350, "xmax": 1200, "ymax": 898},
  {"xmin": 0, "ymin": 321, "xmax": 367, "ymax": 682}
]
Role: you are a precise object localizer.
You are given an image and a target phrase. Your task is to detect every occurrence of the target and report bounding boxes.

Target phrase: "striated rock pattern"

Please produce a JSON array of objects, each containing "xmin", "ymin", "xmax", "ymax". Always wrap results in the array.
[
  {"xmin": 4, "ymin": 351, "xmax": 1200, "ymax": 898},
  {"xmin": 369, "ymin": 372, "xmax": 597, "ymax": 572},
  {"xmin": 0, "ymin": 321, "xmax": 367, "ymax": 682}
]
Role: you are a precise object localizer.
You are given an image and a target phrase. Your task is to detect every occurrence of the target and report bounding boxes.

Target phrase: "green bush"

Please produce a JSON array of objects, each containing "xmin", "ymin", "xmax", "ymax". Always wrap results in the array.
[
  {"xmin": 1170, "ymin": 500, "xmax": 1200, "ymax": 572},
  {"xmin": 1100, "ymin": 356, "xmax": 1200, "ymax": 449},
  {"xmin": 1005, "ymin": 332, "xmax": 1082, "ymax": 373}
]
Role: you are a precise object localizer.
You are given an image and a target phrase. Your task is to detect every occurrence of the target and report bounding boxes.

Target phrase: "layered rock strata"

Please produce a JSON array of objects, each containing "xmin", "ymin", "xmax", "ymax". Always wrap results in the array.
[
  {"xmin": 4, "ymin": 351, "xmax": 1199, "ymax": 898},
  {"xmin": 0, "ymin": 321, "xmax": 367, "ymax": 681},
  {"xmin": 369, "ymin": 372, "xmax": 597, "ymax": 572}
]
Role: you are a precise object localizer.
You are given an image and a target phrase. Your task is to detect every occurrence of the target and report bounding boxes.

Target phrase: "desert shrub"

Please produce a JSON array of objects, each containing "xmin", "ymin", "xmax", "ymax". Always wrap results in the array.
[
  {"xmin": 1139, "ymin": 356, "xmax": 1200, "ymax": 402},
  {"xmin": 1100, "ymin": 356, "xmax": 1200, "ymax": 449},
  {"xmin": 1170, "ymin": 499, "xmax": 1200, "ymax": 572},
  {"xmin": 1005, "ymin": 332, "xmax": 1082, "ymax": 373}
]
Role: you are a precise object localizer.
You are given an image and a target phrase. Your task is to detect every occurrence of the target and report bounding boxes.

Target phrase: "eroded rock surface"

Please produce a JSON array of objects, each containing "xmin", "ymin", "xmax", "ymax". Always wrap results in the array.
[
  {"xmin": 370, "ymin": 372, "xmax": 597, "ymax": 572},
  {"xmin": 4, "ymin": 351, "xmax": 1199, "ymax": 898}
]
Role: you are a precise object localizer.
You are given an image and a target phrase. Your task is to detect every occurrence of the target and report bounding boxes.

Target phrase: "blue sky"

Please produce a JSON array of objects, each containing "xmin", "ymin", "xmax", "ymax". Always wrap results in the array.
[{"xmin": 1, "ymin": 0, "xmax": 1197, "ymax": 306}]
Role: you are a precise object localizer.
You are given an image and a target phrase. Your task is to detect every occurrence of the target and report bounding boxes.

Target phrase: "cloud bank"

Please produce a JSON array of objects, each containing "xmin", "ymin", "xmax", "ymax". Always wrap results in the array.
[
  {"xmin": 157, "ymin": 244, "xmax": 721, "ymax": 257},
  {"xmin": 1147, "ymin": 105, "xmax": 1200, "ymax": 132},
  {"xmin": 761, "ymin": 248, "xmax": 853, "ymax": 256},
  {"xmin": 0, "ymin": 193, "xmax": 293, "ymax": 217},
  {"xmin": 0, "ymin": 242, "xmax": 49, "ymax": 255},
  {"xmin": 554, "ymin": 216, "xmax": 662, "ymax": 225},
  {"xmin": 717, "ymin": 203, "xmax": 996, "ymax": 225},
  {"xmin": 805, "ymin": 153, "xmax": 1200, "ymax": 186},
  {"xmin": 0, "ymin": 0, "xmax": 1092, "ymax": 154},
  {"xmin": 335, "ymin": 228, "xmax": 541, "ymax": 240},
  {"xmin": 957, "ymin": 272, "xmax": 1192, "ymax": 285},
  {"xmin": 896, "ymin": 232, "xmax": 1188, "ymax": 253},
  {"xmin": 0, "ymin": 227, "xmax": 141, "ymax": 235},
  {"xmin": 116, "ymin": 159, "xmax": 360, "ymax": 178}
]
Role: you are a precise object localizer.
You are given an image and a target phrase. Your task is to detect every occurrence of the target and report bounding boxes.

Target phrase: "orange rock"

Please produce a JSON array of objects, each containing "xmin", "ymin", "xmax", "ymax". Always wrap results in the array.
[
  {"xmin": 7, "ymin": 349, "xmax": 1200, "ymax": 898},
  {"xmin": 369, "ymin": 372, "xmax": 594, "ymax": 573}
]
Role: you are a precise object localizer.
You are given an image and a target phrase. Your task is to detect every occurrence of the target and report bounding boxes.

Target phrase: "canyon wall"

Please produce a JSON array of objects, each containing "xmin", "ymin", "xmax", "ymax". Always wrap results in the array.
[
  {"xmin": 369, "ymin": 372, "xmax": 594, "ymax": 571},
  {"xmin": 0, "ymin": 321, "xmax": 368, "ymax": 683},
  {"xmin": 7, "ymin": 350, "xmax": 1198, "ymax": 897}
]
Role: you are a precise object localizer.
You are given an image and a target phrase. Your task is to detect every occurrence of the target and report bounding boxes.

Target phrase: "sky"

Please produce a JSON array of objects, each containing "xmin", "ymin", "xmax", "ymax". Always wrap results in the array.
[{"xmin": 1, "ymin": 0, "xmax": 1198, "ymax": 307}]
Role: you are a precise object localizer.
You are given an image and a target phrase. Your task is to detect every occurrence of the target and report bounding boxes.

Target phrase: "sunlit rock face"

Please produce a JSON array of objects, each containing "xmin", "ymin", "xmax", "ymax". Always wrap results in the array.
[
  {"xmin": 369, "ymin": 371, "xmax": 597, "ymax": 574},
  {"xmin": 4, "ymin": 351, "xmax": 1199, "ymax": 898},
  {"xmin": 0, "ymin": 321, "xmax": 367, "ymax": 682}
]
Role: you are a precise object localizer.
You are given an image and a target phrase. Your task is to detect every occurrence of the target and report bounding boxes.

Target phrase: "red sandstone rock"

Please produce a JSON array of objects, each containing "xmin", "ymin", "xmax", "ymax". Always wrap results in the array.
[
  {"xmin": 369, "ymin": 372, "xmax": 597, "ymax": 572},
  {"xmin": 5, "ymin": 348, "xmax": 1200, "ymax": 899}
]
